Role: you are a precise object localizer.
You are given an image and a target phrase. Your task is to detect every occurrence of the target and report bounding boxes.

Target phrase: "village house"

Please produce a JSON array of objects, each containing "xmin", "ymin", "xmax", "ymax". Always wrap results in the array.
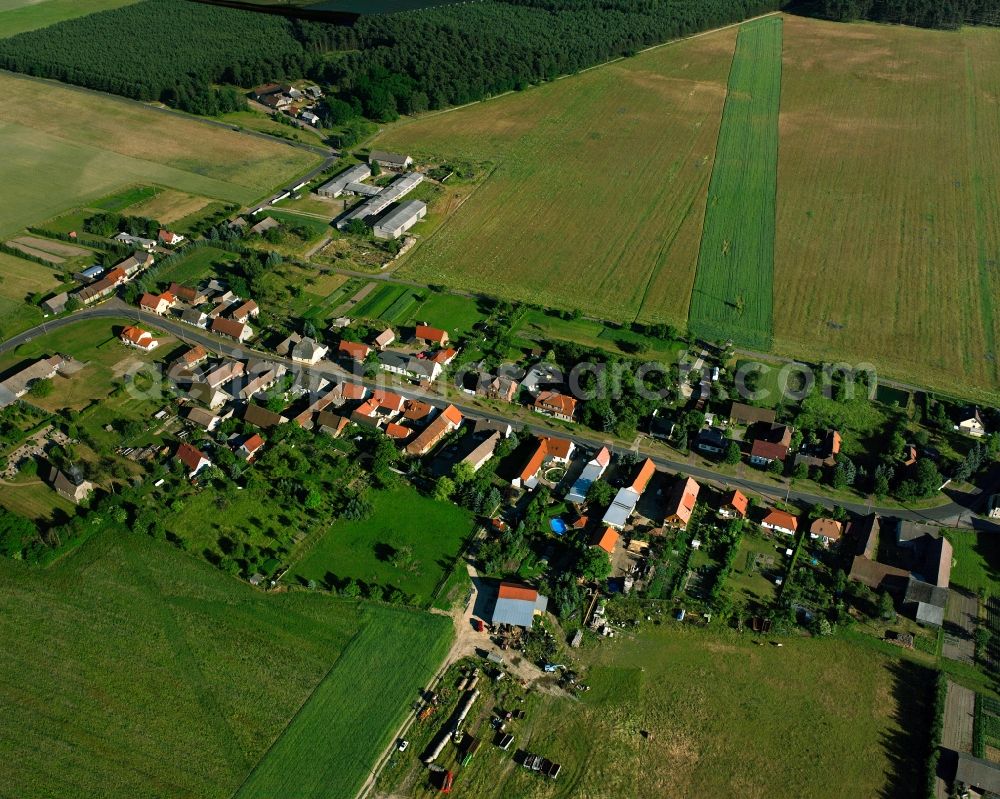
[
  {"xmin": 180, "ymin": 308, "xmax": 208, "ymax": 328},
  {"xmin": 385, "ymin": 422, "xmax": 412, "ymax": 440},
  {"xmin": 379, "ymin": 351, "xmax": 442, "ymax": 383},
  {"xmin": 249, "ymin": 216, "xmax": 279, "ymax": 237},
  {"xmin": 41, "ymin": 292, "xmax": 69, "ymax": 315},
  {"xmin": 761, "ymin": 509, "xmax": 798, "ymax": 536},
  {"xmin": 794, "ymin": 429, "xmax": 842, "ymax": 470},
  {"xmin": 810, "ymin": 517, "xmax": 844, "ymax": 546},
  {"xmin": 373, "ymin": 328, "xmax": 395, "ymax": 350},
  {"xmin": 404, "ymin": 404, "xmax": 463, "ymax": 457},
  {"xmin": 138, "ymin": 291, "xmax": 175, "ymax": 315},
  {"xmin": 431, "ymin": 348, "xmax": 458, "ymax": 367},
  {"xmin": 729, "ymin": 402, "xmax": 776, "ymax": 427},
  {"xmin": 211, "ymin": 317, "xmax": 252, "ymax": 343},
  {"xmin": 663, "ymin": 477, "xmax": 700, "ymax": 529},
  {"xmin": 414, "ymin": 324, "xmax": 448, "ymax": 347},
  {"xmin": 184, "ymin": 405, "xmax": 221, "ymax": 432},
  {"xmin": 603, "ymin": 458, "xmax": 656, "ymax": 530},
  {"xmin": 512, "ymin": 435, "xmax": 575, "ymax": 490},
  {"xmin": 717, "ymin": 489, "xmax": 749, "ymax": 519},
  {"xmin": 157, "ymin": 229, "xmax": 185, "ymax": 247},
  {"xmin": 460, "ymin": 431, "xmax": 501, "ymax": 472},
  {"xmin": 243, "ymin": 403, "xmax": 288, "ymax": 430},
  {"xmin": 168, "ymin": 283, "xmax": 207, "ymax": 305},
  {"xmin": 338, "ymin": 340, "xmax": 371, "ymax": 363},
  {"xmin": 566, "ymin": 446, "xmax": 611, "ymax": 504},
  {"xmin": 176, "ymin": 442, "xmax": 211, "ymax": 478},
  {"xmin": 533, "ymin": 390, "xmax": 577, "ymax": 422},
  {"xmin": 114, "ymin": 232, "xmax": 157, "ymax": 251},
  {"xmin": 316, "ymin": 411, "xmax": 350, "ymax": 438},
  {"xmin": 695, "ymin": 427, "xmax": 726, "ymax": 454},
  {"xmin": 119, "ymin": 325, "xmax": 159, "ymax": 351},
  {"xmin": 230, "ymin": 300, "xmax": 259, "ymax": 324},
  {"xmin": 292, "ymin": 336, "xmax": 329, "ymax": 365},
  {"xmin": 177, "ymin": 345, "xmax": 208, "ymax": 368},
  {"xmin": 75, "ymin": 266, "xmax": 128, "ymax": 305},
  {"xmin": 959, "ymin": 408, "xmax": 986, "ymax": 437},
  {"xmin": 238, "ymin": 433, "xmax": 265, "ymax": 462},
  {"xmin": 0, "ymin": 355, "xmax": 66, "ymax": 408},
  {"xmin": 51, "ymin": 469, "xmax": 94, "ymax": 504},
  {"xmin": 591, "ymin": 527, "xmax": 619, "ymax": 556},
  {"xmin": 478, "ymin": 373, "xmax": 519, "ymax": 403},
  {"xmin": 490, "ymin": 581, "xmax": 548, "ymax": 629},
  {"xmin": 301, "ymin": 110, "xmax": 320, "ymax": 126}
]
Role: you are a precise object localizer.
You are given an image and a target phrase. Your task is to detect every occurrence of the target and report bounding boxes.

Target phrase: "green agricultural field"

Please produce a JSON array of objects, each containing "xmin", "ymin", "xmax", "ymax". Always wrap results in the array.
[
  {"xmin": 0, "ymin": 0, "xmax": 140, "ymax": 38},
  {"xmin": 0, "ymin": 251, "xmax": 62, "ymax": 338},
  {"xmin": 88, "ymin": 184, "xmax": 161, "ymax": 213},
  {"xmin": 0, "ymin": 530, "xmax": 376, "ymax": 799},
  {"xmin": 378, "ymin": 26, "xmax": 736, "ymax": 327},
  {"xmin": 0, "ymin": 72, "xmax": 321, "ymax": 237},
  {"xmin": 688, "ymin": 17, "xmax": 781, "ymax": 351},
  {"xmin": 234, "ymin": 609, "xmax": 452, "ymax": 799},
  {"xmin": 289, "ymin": 484, "xmax": 474, "ymax": 604},
  {"xmin": 392, "ymin": 625, "xmax": 933, "ymax": 799}
]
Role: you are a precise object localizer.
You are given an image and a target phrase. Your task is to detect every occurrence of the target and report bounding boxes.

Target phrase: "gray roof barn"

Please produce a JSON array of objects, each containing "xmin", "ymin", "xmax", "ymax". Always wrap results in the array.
[
  {"xmin": 902, "ymin": 576, "xmax": 948, "ymax": 627},
  {"xmin": 491, "ymin": 582, "xmax": 548, "ymax": 628},
  {"xmin": 373, "ymin": 200, "xmax": 426, "ymax": 240},
  {"xmin": 316, "ymin": 163, "xmax": 372, "ymax": 198}
]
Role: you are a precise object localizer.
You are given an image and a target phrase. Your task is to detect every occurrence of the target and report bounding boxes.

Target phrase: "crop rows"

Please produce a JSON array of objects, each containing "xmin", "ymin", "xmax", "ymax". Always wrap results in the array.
[
  {"xmin": 688, "ymin": 17, "xmax": 782, "ymax": 350},
  {"xmin": 235, "ymin": 609, "xmax": 452, "ymax": 799}
]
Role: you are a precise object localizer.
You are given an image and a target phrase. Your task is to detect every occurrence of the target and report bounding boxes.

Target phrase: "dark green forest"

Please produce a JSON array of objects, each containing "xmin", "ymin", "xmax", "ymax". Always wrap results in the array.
[
  {"xmin": 0, "ymin": 0, "xmax": 780, "ymax": 116},
  {"xmin": 817, "ymin": 0, "xmax": 1000, "ymax": 27},
  {"xmin": 0, "ymin": 0, "xmax": 997, "ymax": 119}
]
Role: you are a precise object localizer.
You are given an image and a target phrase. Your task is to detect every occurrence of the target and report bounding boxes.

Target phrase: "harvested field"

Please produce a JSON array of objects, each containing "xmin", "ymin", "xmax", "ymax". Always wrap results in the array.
[
  {"xmin": 689, "ymin": 17, "xmax": 782, "ymax": 350},
  {"xmin": 379, "ymin": 26, "xmax": 737, "ymax": 326},
  {"xmin": 124, "ymin": 188, "xmax": 214, "ymax": 224},
  {"xmin": 8, "ymin": 236, "xmax": 87, "ymax": 258},
  {"xmin": 774, "ymin": 15, "xmax": 1000, "ymax": 398},
  {"xmin": 0, "ymin": 72, "xmax": 321, "ymax": 237}
]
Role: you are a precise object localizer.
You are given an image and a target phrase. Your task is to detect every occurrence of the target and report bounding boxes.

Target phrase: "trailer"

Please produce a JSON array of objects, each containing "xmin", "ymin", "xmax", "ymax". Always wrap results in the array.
[
  {"xmin": 461, "ymin": 737, "xmax": 481, "ymax": 766},
  {"xmin": 440, "ymin": 770, "xmax": 454, "ymax": 794},
  {"xmin": 496, "ymin": 733, "xmax": 514, "ymax": 750}
]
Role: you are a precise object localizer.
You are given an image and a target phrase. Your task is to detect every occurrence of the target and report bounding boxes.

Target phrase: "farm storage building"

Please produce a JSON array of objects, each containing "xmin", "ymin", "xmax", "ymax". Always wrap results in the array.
[
  {"xmin": 373, "ymin": 200, "xmax": 427, "ymax": 240},
  {"xmin": 337, "ymin": 172, "xmax": 424, "ymax": 229},
  {"xmin": 316, "ymin": 163, "xmax": 372, "ymax": 198},
  {"xmin": 491, "ymin": 581, "xmax": 548, "ymax": 628}
]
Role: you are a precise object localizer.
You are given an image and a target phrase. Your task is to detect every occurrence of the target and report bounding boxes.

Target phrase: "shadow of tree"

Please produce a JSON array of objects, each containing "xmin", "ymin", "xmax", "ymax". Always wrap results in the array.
[{"xmin": 878, "ymin": 659, "xmax": 937, "ymax": 799}]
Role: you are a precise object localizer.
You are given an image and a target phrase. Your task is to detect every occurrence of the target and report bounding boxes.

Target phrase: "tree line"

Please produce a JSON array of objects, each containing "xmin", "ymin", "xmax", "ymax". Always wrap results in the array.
[
  {"xmin": 0, "ymin": 0, "xmax": 782, "ymax": 120},
  {"xmin": 817, "ymin": 0, "xmax": 1000, "ymax": 27}
]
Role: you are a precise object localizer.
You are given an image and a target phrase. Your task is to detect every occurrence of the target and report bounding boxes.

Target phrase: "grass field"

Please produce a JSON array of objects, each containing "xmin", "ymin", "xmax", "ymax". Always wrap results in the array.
[
  {"xmin": 289, "ymin": 484, "xmax": 474, "ymax": 604},
  {"xmin": 152, "ymin": 245, "xmax": 238, "ymax": 289},
  {"xmin": 773, "ymin": 15, "xmax": 1000, "ymax": 397},
  {"xmin": 124, "ymin": 187, "xmax": 214, "ymax": 224},
  {"xmin": 689, "ymin": 17, "xmax": 781, "ymax": 350},
  {"xmin": 378, "ymin": 26, "xmax": 736, "ymax": 327},
  {"xmin": 234, "ymin": 609, "xmax": 452, "ymax": 799},
  {"xmin": 392, "ymin": 625, "xmax": 931, "ymax": 798},
  {"xmin": 945, "ymin": 529, "xmax": 1000, "ymax": 597},
  {"xmin": 0, "ymin": 0, "xmax": 139, "ymax": 38},
  {"xmin": 0, "ymin": 72, "xmax": 321, "ymax": 237},
  {"xmin": 0, "ymin": 251, "xmax": 62, "ymax": 337},
  {"xmin": 374, "ymin": 14, "xmax": 1000, "ymax": 400},
  {"xmin": 0, "ymin": 530, "xmax": 373, "ymax": 799}
]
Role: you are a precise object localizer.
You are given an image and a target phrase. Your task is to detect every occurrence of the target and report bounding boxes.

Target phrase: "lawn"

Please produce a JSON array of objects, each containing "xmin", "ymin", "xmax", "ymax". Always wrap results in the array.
[
  {"xmin": 152, "ymin": 245, "xmax": 239, "ymax": 289},
  {"xmin": 0, "ymin": 72, "xmax": 321, "ymax": 237},
  {"xmin": 688, "ymin": 17, "xmax": 782, "ymax": 351},
  {"xmin": 404, "ymin": 290, "xmax": 485, "ymax": 336},
  {"xmin": 945, "ymin": 529, "xmax": 1000, "ymax": 598},
  {"xmin": 378, "ymin": 25, "xmax": 736, "ymax": 327},
  {"xmin": 234, "ymin": 608, "xmax": 452, "ymax": 799},
  {"xmin": 290, "ymin": 484, "xmax": 474, "ymax": 605},
  {"xmin": 391, "ymin": 625, "xmax": 933, "ymax": 799},
  {"xmin": 0, "ymin": 530, "xmax": 375, "ymax": 799},
  {"xmin": 0, "ymin": 251, "xmax": 63, "ymax": 337},
  {"xmin": 773, "ymin": 15, "xmax": 1000, "ymax": 400},
  {"xmin": 0, "ymin": 0, "xmax": 139, "ymax": 38}
]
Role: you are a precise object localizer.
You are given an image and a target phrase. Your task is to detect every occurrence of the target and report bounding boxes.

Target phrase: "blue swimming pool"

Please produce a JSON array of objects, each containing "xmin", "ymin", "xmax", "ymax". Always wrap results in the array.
[{"xmin": 550, "ymin": 518, "xmax": 567, "ymax": 535}]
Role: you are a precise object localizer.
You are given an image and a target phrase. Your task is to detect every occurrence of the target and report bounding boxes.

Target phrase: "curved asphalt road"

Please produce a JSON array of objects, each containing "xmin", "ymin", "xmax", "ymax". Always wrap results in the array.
[{"xmin": 3, "ymin": 302, "xmax": 998, "ymax": 531}]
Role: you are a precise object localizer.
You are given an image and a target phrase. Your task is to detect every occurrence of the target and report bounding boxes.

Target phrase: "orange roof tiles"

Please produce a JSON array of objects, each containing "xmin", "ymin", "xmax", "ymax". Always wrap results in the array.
[
  {"xmin": 593, "ymin": 527, "xmax": 619, "ymax": 554},
  {"xmin": 498, "ymin": 582, "xmax": 537, "ymax": 601},
  {"xmin": 630, "ymin": 458, "xmax": 657, "ymax": 493}
]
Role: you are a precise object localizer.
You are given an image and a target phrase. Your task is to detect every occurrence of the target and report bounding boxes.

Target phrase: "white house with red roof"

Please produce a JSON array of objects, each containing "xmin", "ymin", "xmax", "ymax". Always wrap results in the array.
[
  {"xmin": 176, "ymin": 442, "xmax": 211, "ymax": 478},
  {"xmin": 158, "ymin": 229, "xmax": 185, "ymax": 247},
  {"xmin": 238, "ymin": 433, "xmax": 265, "ymax": 462},
  {"xmin": 761, "ymin": 509, "xmax": 798, "ymax": 536},
  {"xmin": 120, "ymin": 325, "xmax": 159, "ymax": 351},
  {"xmin": 138, "ymin": 292, "xmax": 175, "ymax": 315}
]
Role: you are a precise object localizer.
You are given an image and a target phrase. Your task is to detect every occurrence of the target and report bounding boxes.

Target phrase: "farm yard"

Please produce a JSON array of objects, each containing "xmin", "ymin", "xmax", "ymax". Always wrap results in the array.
[
  {"xmin": 374, "ymin": 13, "xmax": 1000, "ymax": 400},
  {"xmin": 377, "ymin": 24, "xmax": 736, "ymax": 327},
  {"xmin": 688, "ymin": 17, "xmax": 781, "ymax": 351},
  {"xmin": 0, "ymin": 71, "xmax": 321, "ymax": 237},
  {"xmin": 383, "ymin": 625, "xmax": 932, "ymax": 799},
  {"xmin": 234, "ymin": 610, "xmax": 452, "ymax": 799}
]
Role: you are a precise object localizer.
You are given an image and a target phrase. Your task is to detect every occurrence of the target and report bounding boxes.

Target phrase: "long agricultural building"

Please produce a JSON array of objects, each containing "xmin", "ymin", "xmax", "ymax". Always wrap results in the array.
[
  {"xmin": 316, "ymin": 163, "xmax": 372, "ymax": 198},
  {"xmin": 373, "ymin": 200, "xmax": 427, "ymax": 240},
  {"xmin": 337, "ymin": 172, "xmax": 424, "ymax": 230}
]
